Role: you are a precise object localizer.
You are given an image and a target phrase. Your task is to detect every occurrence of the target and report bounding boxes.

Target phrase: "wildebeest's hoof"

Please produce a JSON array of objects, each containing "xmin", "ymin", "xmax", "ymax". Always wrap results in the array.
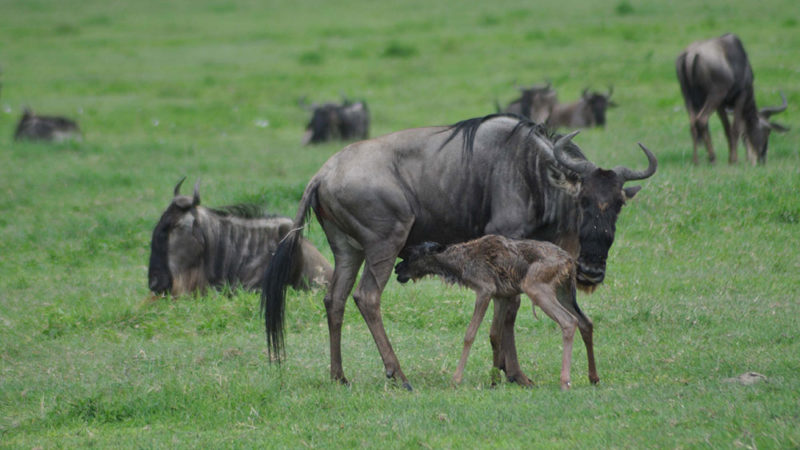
[
  {"xmin": 402, "ymin": 382, "xmax": 413, "ymax": 392},
  {"xmin": 507, "ymin": 374, "xmax": 534, "ymax": 388}
]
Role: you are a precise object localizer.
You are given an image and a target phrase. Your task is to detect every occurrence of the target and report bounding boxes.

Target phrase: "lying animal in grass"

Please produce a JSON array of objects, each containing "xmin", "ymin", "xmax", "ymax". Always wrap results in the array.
[
  {"xmin": 14, "ymin": 108, "xmax": 82, "ymax": 142},
  {"xmin": 148, "ymin": 178, "xmax": 332, "ymax": 297},
  {"xmin": 395, "ymin": 235, "xmax": 598, "ymax": 390}
]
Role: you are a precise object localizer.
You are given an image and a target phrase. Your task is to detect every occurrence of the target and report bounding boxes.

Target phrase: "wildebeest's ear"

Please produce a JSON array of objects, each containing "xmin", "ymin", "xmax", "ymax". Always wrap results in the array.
[
  {"xmin": 769, "ymin": 121, "xmax": 790, "ymax": 133},
  {"xmin": 623, "ymin": 185, "xmax": 642, "ymax": 201},
  {"xmin": 192, "ymin": 181, "xmax": 201, "ymax": 207},
  {"xmin": 546, "ymin": 166, "xmax": 580, "ymax": 196},
  {"xmin": 608, "ymin": 100, "xmax": 619, "ymax": 108}
]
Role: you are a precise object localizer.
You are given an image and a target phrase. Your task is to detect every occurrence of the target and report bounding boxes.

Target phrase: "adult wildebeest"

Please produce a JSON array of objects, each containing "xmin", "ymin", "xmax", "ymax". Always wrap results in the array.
[
  {"xmin": 546, "ymin": 88, "xmax": 617, "ymax": 130},
  {"xmin": 262, "ymin": 113, "xmax": 656, "ymax": 390},
  {"xmin": 498, "ymin": 83, "xmax": 558, "ymax": 123},
  {"xmin": 301, "ymin": 98, "xmax": 370, "ymax": 145},
  {"xmin": 148, "ymin": 178, "xmax": 332, "ymax": 297},
  {"xmin": 14, "ymin": 108, "xmax": 81, "ymax": 142},
  {"xmin": 395, "ymin": 235, "xmax": 594, "ymax": 390},
  {"xmin": 676, "ymin": 33, "xmax": 789, "ymax": 165}
]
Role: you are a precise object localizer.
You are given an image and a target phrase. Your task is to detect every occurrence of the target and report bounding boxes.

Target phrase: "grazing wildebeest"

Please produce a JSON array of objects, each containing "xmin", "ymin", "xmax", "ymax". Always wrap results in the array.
[
  {"xmin": 395, "ymin": 235, "xmax": 594, "ymax": 390},
  {"xmin": 301, "ymin": 98, "xmax": 370, "ymax": 145},
  {"xmin": 262, "ymin": 113, "xmax": 656, "ymax": 390},
  {"xmin": 498, "ymin": 83, "xmax": 558, "ymax": 123},
  {"xmin": 14, "ymin": 108, "xmax": 81, "ymax": 142},
  {"xmin": 148, "ymin": 178, "xmax": 332, "ymax": 297},
  {"xmin": 676, "ymin": 33, "xmax": 789, "ymax": 165},
  {"xmin": 546, "ymin": 87, "xmax": 617, "ymax": 130}
]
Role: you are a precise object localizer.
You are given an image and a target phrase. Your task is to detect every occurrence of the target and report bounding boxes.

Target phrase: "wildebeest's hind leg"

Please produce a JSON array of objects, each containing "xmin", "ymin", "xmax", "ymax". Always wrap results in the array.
[
  {"xmin": 523, "ymin": 276, "xmax": 578, "ymax": 390},
  {"xmin": 489, "ymin": 295, "xmax": 533, "ymax": 386},
  {"xmin": 352, "ymin": 225, "xmax": 414, "ymax": 390},
  {"xmin": 557, "ymin": 281, "xmax": 598, "ymax": 385},
  {"xmin": 452, "ymin": 290, "xmax": 493, "ymax": 386},
  {"xmin": 320, "ymin": 220, "xmax": 365, "ymax": 385}
]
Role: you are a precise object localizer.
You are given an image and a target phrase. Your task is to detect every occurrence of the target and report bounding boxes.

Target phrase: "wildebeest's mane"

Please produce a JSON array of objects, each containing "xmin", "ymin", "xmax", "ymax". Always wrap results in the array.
[
  {"xmin": 208, "ymin": 203, "xmax": 281, "ymax": 220},
  {"xmin": 438, "ymin": 113, "xmax": 584, "ymax": 161}
]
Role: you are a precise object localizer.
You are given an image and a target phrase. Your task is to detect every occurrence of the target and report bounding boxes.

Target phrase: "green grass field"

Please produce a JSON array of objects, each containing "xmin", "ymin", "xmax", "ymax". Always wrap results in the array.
[{"xmin": 2, "ymin": 0, "xmax": 799, "ymax": 447}]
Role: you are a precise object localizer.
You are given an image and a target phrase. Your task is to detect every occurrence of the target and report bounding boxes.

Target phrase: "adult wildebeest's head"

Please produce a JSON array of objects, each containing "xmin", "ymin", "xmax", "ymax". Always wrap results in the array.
[
  {"xmin": 581, "ymin": 87, "xmax": 616, "ymax": 127},
  {"xmin": 553, "ymin": 131, "xmax": 656, "ymax": 288},
  {"xmin": 14, "ymin": 108, "xmax": 81, "ymax": 142},
  {"xmin": 676, "ymin": 33, "xmax": 789, "ymax": 165},
  {"xmin": 301, "ymin": 98, "xmax": 370, "ymax": 145},
  {"xmin": 148, "ymin": 177, "xmax": 202, "ymax": 295},
  {"xmin": 499, "ymin": 83, "xmax": 558, "ymax": 123},
  {"xmin": 547, "ymin": 87, "xmax": 616, "ymax": 130}
]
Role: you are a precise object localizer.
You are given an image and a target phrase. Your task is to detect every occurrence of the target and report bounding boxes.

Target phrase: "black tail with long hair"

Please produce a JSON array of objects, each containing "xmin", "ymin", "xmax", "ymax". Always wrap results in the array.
[{"xmin": 261, "ymin": 179, "xmax": 319, "ymax": 362}]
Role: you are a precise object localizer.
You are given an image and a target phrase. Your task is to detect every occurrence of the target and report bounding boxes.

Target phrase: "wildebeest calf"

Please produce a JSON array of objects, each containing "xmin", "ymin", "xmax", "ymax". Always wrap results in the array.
[
  {"xmin": 148, "ymin": 178, "xmax": 333, "ymax": 297},
  {"xmin": 395, "ymin": 235, "xmax": 598, "ymax": 389},
  {"xmin": 14, "ymin": 108, "xmax": 82, "ymax": 142}
]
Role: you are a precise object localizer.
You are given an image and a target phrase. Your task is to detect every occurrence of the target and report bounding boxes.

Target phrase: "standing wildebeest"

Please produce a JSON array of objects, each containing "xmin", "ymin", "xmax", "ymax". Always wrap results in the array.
[
  {"xmin": 395, "ymin": 235, "xmax": 593, "ymax": 390},
  {"xmin": 262, "ymin": 113, "xmax": 656, "ymax": 390},
  {"xmin": 14, "ymin": 108, "xmax": 81, "ymax": 142},
  {"xmin": 301, "ymin": 99, "xmax": 370, "ymax": 145},
  {"xmin": 546, "ymin": 87, "xmax": 617, "ymax": 130},
  {"xmin": 498, "ymin": 83, "xmax": 558, "ymax": 123},
  {"xmin": 676, "ymin": 33, "xmax": 789, "ymax": 165},
  {"xmin": 148, "ymin": 178, "xmax": 332, "ymax": 297}
]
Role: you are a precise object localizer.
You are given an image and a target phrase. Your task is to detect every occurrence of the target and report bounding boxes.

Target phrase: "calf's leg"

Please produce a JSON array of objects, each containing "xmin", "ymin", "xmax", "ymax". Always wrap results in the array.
[
  {"xmin": 523, "ymin": 277, "xmax": 578, "ymax": 390},
  {"xmin": 453, "ymin": 291, "xmax": 493, "ymax": 385}
]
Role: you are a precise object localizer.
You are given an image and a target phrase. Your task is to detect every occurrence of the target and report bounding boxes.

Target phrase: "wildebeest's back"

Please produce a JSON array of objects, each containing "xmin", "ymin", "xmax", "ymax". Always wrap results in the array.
[
  {"xmin": 677, "ymin": 33, "xmax": 753, "ymax": 110},
  {"xmin": 314, "ymin": 116, "xmax": 561, "ymax": 249}
]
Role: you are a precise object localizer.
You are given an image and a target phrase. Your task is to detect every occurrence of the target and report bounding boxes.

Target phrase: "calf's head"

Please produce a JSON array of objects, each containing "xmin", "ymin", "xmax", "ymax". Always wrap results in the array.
[
  {"xmin": 395, "ymin": 242, "xmax": 445, "ymax": 283},
  {"xmin": 148, "ymin": 178, "xmax": 204, "ymax": 295},
  {"xmin": 553, "ymin": 131, "xmax": 657, "ymax": 290}
]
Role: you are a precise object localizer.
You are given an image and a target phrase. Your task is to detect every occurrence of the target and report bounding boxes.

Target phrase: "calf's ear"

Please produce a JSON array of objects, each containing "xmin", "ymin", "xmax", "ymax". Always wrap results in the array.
[{"xmin": 623, "ymin": 185, "xmax": 642, "ymax": 201}]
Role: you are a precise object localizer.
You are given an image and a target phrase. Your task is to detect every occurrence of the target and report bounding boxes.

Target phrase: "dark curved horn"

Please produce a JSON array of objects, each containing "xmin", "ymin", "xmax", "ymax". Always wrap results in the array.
[
  {"xmin": 192, "ymin": 181, "xmax": 200, "ymax": 206},
  {"xmin": 614, "ymin": 143, "xmax": 658, "ymax": 181},
  {"xmin": 607, "ymin": 85, "xmax": 614, "ymax": 98},
  {"xmin": 173, "ymin": 176, "xmax": 187, "ymax": 197},
  {"xmin": 553, "ymin": 130, "xmax": 595, "ymax": 175},
  {"xmin": 582, "ymin": 88, "xmax": 589, "ymax": 98},
  {"xmin": 760, "ymin": 91, "xmax": 787, "ymax": 118}
]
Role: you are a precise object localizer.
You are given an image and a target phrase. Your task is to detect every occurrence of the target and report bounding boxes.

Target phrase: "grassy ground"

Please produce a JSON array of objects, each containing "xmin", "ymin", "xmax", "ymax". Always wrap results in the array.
[{"xmin": 1, "ymin": 0, "xmax": 799, "ymax": 447}]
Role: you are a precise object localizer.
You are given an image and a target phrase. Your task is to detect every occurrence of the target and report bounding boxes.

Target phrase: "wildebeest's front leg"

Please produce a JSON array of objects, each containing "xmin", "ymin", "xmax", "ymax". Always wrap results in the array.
[
  {"xmin": 557, "ymin": 282, "xmax": 599, "ymax": 385},
  {"xmin": 453, "ymin": 290, "xmax": 493, "ymax": 386}
]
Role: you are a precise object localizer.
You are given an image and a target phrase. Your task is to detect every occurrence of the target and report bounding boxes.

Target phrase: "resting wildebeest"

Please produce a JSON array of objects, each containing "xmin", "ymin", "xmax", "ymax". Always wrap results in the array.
[
  {"xmin": 301, "ymin": 99, "xmax": 370, "ymax": 145},
  {"xmin": 498, "ymin": 83, "xmax": 558, "ymax": 123},
  {"xmin": 676, "ymin": 33, "xmax": 789, "ymax": 165},
  {"xmin": 262, "ymin": 113, "xmax": 656, "ymax": 390},
  {"xmin": 148, "ymin": 178, "xmax": 332, "ymax": 297},
  {"xmin": 14, "ymin": 108, "xmax": 81, "ymax": 142},
  {"xmin": 395, "ymin": 235, "xmax": 594, "ymax": 390},
  {"xmin": 546, "ymin": 87, "xmax": 617, "ymax": 130}
]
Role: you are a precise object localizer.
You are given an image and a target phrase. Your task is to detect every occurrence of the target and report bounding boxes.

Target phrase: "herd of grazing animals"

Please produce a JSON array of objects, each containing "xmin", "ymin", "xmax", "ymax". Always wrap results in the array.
[{"xmin": 10, "ymin": 33, "xmax": 789, "ymax": 389}]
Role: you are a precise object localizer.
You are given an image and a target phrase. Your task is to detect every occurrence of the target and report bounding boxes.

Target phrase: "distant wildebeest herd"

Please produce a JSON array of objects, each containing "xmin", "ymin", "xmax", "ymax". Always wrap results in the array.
[{"xmin": 9, "ymin": 33, "xmax": 789, "ymax": 389}]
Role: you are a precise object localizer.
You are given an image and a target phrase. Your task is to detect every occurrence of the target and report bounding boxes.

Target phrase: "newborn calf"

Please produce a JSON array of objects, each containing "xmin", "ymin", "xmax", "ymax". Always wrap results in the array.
[{"xmin": 395, "ymin": 235, "xmax": 598, "ymax": 390}]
